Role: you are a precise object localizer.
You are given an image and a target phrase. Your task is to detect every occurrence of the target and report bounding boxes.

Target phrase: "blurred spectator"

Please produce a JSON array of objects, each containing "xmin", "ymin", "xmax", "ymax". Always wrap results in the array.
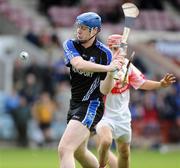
[
  {"xmin": 40, "ymin": 63, "xmax": 55, "ymax": 96},
  {"xmin": 156, "ymin": 91, "xmax": 171, "ymax": 143},
  {"xmin": 143, "ymin": 92, "xmax": 158, "ymax": 123},
  {"xmin": 159, "ymin": 84, "xmax": 180, "ymax": 143},
  {"xmin": 51, "ymin": 81, "xmax": 71, "ymax": 138},
  {"xmin": 142, "ymin": 92, "xmax": 160, "ymax": 146},
  {"xmin": 164, "ymin": 86, "xmax": 177, "ymax": 120},
  {"xmin": 46, "ymin": 32, "xmax": 63, "ymax": 62},
  {"xmin": 53, "ymin": 58, "xmax": 70, "ymax": 83},
  {"xmin": 12, "ymin": 96, "xmax": 31, "ymax": 147},
  {"xmin": 55, "ymin": 81, "xmax": 71, "ymax": 121},
  {"xmin": 39, "ymin": 29, "xmax": 52, "ymax": 49},
  {"xmin": 25, "ymin": 29, "xmax": 42, "ymax": 47},
  {"xmin": 13, "ymin": 59, "xmax": 25, "ymax": 90},
  {"xmin": 51, "ymin": 33, "xmax": 62, "ymax": 48},
  {"xmin": 5, "ymin": 88, "xmax": 31, "ymax": 146},
  {"xmin": 174, "ymin": 79, "xmax": 180, "ymax": 119},
  {"xmin": 25, "ymin": 60, "xmax": 42, "ymax": 79},
  {"xmin": 6, "ymin": 87, "xmax": 20, "ymax": 115},
  {"xmin": 20, "ymin": 73, "xmax": 41, "ymax": 104},
  {"xmin": 25, "ymin": 27, "xmax": 62, "ymax": 53},
  {"xmin": 0, "ymin": 91, "xmax": 7, "ymax": 114},
  {"xmin": 32, "ymin": 92, "xmax": 56, "ymax": 143},
  {"xmin": 131, "ymin": 91, "xmax": 161, "ymax": 148}
]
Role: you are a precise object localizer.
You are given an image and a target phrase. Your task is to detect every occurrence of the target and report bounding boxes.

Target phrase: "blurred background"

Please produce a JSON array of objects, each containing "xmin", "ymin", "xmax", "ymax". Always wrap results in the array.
[{"xmin": 0, "ymin": 0, "xmax": 179, "ymax": 159}]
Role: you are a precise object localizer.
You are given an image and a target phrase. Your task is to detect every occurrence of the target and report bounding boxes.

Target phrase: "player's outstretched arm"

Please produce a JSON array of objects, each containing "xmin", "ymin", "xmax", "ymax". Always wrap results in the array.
[{"xmin": 140, "ymin": 73, "xmax": 176, "ymax": 90}]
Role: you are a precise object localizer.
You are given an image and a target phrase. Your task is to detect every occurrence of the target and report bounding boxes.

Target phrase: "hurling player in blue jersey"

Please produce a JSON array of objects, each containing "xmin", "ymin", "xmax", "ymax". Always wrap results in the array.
[{"xmin": 58, "ymin": 12, "xmax": 124, "ymax": 168}]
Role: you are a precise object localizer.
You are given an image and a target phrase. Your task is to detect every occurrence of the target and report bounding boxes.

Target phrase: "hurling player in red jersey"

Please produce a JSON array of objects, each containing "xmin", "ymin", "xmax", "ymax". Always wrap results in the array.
[{"xmin": 96, "ymin": 34, "xmax": 176, "ymax": 168}]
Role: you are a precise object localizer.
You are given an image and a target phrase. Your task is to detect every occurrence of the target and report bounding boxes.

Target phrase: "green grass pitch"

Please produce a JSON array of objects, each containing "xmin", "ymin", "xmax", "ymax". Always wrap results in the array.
[{"xmin": 0, "ymin": 148, "xmax": 180, "ymax": 168}]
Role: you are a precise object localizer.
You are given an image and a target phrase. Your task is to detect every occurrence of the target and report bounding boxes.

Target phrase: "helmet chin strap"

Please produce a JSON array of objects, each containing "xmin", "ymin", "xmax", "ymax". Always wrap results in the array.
[{"xmin": 78, "ymin": 29, "xmax": 100, "ymax": 44}]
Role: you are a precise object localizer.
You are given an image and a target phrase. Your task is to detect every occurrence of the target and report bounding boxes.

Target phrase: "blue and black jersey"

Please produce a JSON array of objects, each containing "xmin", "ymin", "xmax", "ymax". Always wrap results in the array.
[
  {"xmin": 63, "ymin": 39, "xmax": 112, "ymax": 103},
  {"xmin": 63, "ymin": 38, "xmax": 112, "ymax": 130}
]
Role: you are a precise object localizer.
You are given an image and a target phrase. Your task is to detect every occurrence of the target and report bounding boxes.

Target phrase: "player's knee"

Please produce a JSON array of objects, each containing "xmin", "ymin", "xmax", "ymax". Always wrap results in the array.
[
  {"xmin": 58, "ymin": 144, "xmax": 73, "ymax": 158},
  {"xmin": 100, "ymin": 137, "xmax": 112, "ymax": 149}
]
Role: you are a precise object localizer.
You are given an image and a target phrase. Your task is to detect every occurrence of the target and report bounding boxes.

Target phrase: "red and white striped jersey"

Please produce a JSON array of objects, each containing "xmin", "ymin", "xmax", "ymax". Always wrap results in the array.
[{"xmin": 103, "ymin": 58, "xmax": 146, "ymax": 122}]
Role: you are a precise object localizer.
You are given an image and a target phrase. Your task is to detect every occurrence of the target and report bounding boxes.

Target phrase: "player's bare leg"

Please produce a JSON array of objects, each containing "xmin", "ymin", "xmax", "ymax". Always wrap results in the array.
[
  {"xmin": 92, "ymin": 134, "xmax": 118, "ymax": 168},
  {"xmin": 58, "ymin": 120, "xmax": 91, "ymax": 168},
  {"xmin": 116, "ymin": 141, "xmax": 130, "ymax": 168},
  {"xmin": 75, "ymin": 137, "xmax": 99, "ymax": 168},
  {"xmin": 108, "ymin": 150, "xmax": 118, "ymax": 168},
  {"xmin": 97, "ymin": 126, "xmax": 113, "ymax": 167}
]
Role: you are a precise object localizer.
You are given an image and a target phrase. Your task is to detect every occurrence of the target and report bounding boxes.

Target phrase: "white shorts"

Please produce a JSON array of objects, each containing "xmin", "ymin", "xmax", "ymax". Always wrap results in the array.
[{"xmin": 96, "ymin": 116, "xmax": 132, "ymax": 143}]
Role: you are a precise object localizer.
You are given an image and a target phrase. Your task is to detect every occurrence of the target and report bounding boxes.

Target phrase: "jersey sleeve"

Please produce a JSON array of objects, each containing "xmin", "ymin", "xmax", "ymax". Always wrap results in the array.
[
  {"xmin": 63, "ymin": 40, "xmax": 80, "ymax": 66},
  {"xmin": 128, "ymin": 63, "xmax": 146, "ymax": 89}
]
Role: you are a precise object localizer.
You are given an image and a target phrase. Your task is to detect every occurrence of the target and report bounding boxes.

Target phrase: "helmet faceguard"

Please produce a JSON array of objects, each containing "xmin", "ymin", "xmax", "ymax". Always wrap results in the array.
[
  {"xmin": 107, "ymin": 34, "xmax": 127, "ymax": 55},
  {"xmin": 107, "ymin": 34, "xmax": 123, "ymax": 48}
]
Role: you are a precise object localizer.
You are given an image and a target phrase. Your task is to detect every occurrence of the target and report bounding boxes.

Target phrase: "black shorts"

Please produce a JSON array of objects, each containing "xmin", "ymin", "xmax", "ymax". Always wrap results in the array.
[{"xmin": 67, "ymin": 99, "xmax": 104, "ymax": 131}]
